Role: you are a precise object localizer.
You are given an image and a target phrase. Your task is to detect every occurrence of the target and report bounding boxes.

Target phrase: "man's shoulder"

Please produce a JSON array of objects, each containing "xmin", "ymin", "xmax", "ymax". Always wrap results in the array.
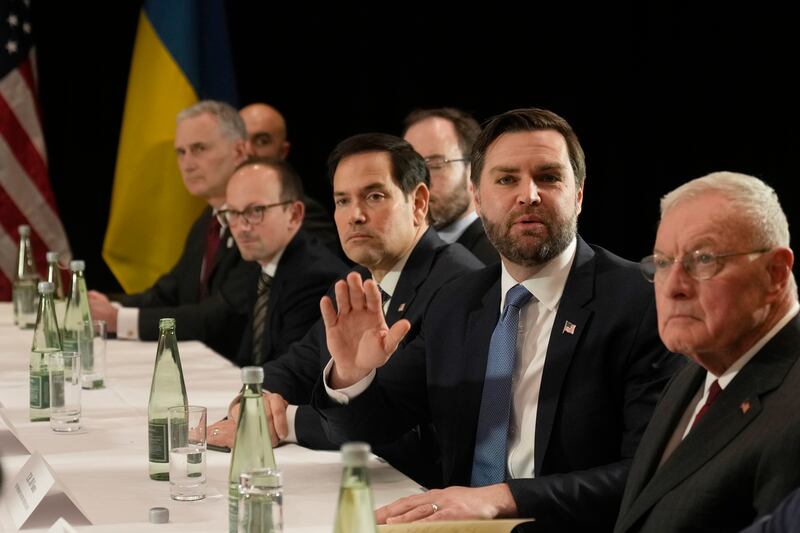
[{"xmin": 429, "ymin": 241, "xmax": 485, "ymax": 275}]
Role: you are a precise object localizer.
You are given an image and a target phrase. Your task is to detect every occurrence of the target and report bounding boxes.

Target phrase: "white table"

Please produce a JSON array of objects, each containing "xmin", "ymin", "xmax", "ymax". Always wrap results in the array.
[{"xmin": 0, "ymin": 304, "xmax": 421, "ymax": 531}]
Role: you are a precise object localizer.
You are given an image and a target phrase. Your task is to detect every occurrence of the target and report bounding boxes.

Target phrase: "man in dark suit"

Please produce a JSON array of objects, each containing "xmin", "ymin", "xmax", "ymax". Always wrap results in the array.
[
  {"xmin": 314, "ymin": 108, "xmax": 681, "ymax": 531},
  {"xmin": 88, "ymin": 100, "xmax": 256, "ymax": 358},
  {"xmin": 404, "ymin": 108, "xmax": 498, "ymax": 265},
  {"xmin": 207, "ymin": 133, "xmax": 483, "ymax": 487},
  {"xmin": 221, "ymin": 156, "xmax": 348, "ymax": 367},
  {"xmin": 613, "ymin": 172, "xmax": 800, "ymax": 533},
  {"xmin": 239, "ymin": 103, "xmax": 339, "ymax": 252}
]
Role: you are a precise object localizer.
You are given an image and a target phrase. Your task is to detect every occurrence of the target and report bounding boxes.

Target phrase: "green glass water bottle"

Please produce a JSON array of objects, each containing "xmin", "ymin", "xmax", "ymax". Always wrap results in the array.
[
  {"xmin": 229, "ymin": 366, "xmax": 276, "ymax": 532},
  {"xmin": 30, "ymin": 281, "xmax": 62, "ymax": 421},
  {"xmin": 62, "ymin": 260, "xmax": 99, "ymax": 388},
  {"xmin": 147, "ymin": 318, "xmax": 188, "ymax": 480},
  {"xmin": 333, "ymin": 442, "xmax": 378, "ymax": 533}
]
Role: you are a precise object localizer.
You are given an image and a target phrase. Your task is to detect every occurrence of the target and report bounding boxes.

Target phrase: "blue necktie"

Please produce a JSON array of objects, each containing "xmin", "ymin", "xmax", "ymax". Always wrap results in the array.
[{"xmin": 471, "ymin": 284, "xmax": 534, "ymax": 486}]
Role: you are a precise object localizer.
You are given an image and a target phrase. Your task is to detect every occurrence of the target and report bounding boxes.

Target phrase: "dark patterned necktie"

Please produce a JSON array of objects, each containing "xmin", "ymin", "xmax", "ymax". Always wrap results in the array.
[{"xmin": 251, "ymin": 271, "xmax": 273, "ymax": 365}]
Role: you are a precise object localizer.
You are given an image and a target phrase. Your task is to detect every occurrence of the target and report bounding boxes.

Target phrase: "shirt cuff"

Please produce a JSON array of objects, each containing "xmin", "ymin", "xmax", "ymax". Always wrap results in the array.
[
  {"xmin": 285, "ymin": 404, "xmax": 298, "ymax": 443},
  {"xmin": 116, "ymin": 307, "xmax": 140, "ymax": 340},
  {"xmin": 322, "ymin": 358, "xmax": 376, "ymax": 405}
]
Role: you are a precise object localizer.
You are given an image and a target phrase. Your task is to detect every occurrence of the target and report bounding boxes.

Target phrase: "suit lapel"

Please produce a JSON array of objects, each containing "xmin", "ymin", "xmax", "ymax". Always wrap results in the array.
[
  {"xmin": 534, "ymin": 238, "xmax": 596, "ymax": 474},
  {"xmin": 616, "ymin": 364, "xmax": 705, "ymax": 523},
  {"xmin": 618, "ymin": 316, "xmax": 800, "ymax": 532},
  {"xmin": 453, "ymin": 272, "xmax": 501, "ymax": 484},
  {"xmin": 385, "ymin": 229, "xmax": 440, "ymax": 324}
]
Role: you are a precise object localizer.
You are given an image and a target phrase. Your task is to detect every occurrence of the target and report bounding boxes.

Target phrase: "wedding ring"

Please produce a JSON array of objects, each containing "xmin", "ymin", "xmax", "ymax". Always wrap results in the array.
[{"xmin": 431, "ymin": 503, "xmax": 439, "ymax": 513}]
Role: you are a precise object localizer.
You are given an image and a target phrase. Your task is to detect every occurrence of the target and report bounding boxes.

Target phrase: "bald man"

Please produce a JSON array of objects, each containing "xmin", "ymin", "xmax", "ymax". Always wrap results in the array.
[{"xmin": 239, "ymin": 103, "xmax": 339, "ymax": 253}]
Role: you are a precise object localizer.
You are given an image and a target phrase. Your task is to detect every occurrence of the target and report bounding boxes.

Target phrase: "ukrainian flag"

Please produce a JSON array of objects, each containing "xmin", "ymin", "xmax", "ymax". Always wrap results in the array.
[{"xmin": 103, "ymin": 0, "xmax": 237, "ymax": 293}]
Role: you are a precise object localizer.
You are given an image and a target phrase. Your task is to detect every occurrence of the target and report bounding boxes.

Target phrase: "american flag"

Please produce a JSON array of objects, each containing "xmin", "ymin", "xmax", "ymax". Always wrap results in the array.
[{"xmin": 0, "ymin": 0, "xmax": 70, "ymax": 300}]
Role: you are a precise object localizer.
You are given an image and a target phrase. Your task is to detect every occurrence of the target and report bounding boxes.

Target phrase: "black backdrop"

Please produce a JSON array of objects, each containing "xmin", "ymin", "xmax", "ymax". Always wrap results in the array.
[{"xmin": 30, "ymin": 2, "xmax": 800, "ymax": 293}]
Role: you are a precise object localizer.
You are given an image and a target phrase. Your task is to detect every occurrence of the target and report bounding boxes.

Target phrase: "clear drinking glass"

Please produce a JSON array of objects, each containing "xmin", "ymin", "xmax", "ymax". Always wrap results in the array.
[
  {"xmin": 238, "ymin": 468, "xmax": 283, "ymax": 533},
  {"xmin": 168, "ymin": 405, "xmax": 207, "ymax": 501},
  {"xmin": 82, "ymin": 319, "xmax": 106, "ymax": 389},
  {"xmin": 48, "ymin": 351, "xmax": 81, "ymax": 432}
]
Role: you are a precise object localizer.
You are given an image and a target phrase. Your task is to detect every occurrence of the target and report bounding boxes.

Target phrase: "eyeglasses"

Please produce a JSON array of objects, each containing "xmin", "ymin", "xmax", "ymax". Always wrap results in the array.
[
  {"xmin": 423, "ymin": 156, "xmax": 467, "ymax": 171},
  {"xmin": 218, "ymin": 202, "xmax": 292, "ymax": 226},
  {"xmin": 640, "ymin": 248, "xmax": 770, "ymax": 282}
]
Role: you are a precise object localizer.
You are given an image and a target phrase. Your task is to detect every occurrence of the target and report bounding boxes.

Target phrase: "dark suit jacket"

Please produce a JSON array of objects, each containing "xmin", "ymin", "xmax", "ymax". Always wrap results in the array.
[
  {"xmin": 456, "ymin": 217, "xmax": 499, "ymax": 265},
  {"xmin": 614, "ymin": 315, "xmax": 800, "ymax": 533},
  {"xmin": 314, "ymin": 237, "xmax": 682, "ymax": 531},
  {"xmin": 119, "ymin": 208, "xmax": 258, "ymax": 358},
  {"xmin": 261, "ymin": 227, "xmax": 483, "ymax": 485},
  {"xmin": 235, "ymin": 230, "xmax": 349, "ymax": 367}
]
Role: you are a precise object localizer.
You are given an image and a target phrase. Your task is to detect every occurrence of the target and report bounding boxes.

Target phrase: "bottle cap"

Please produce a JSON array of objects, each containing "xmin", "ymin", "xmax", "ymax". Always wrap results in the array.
[
  {"xmin": 69, "ymin": 260, "xmax": 85, "ymax": 271},
  {"xmin": 149, "ymin": 507, "xmax": 169, "ymax": 523},
  {"xmin": 46, "ymin": 251, "xmax": 60, "ymax": 263},
  {"xmin": 242, "ymin": 366, "xmax": 264, "ymax": 384},
  {"xmin": 38, "ymin": 281, "xmax": 54, "ymax": 294},
  {"xmin": 18, "ymin": 225, "xmax": 30, "ymax": 236},
  {"xmin": 341, "ymin": 442, "xmax": 371, "ymax": 467}
]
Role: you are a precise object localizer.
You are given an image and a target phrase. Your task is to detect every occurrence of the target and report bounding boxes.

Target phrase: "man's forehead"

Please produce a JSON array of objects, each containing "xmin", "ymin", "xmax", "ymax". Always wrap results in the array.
[
  {"xmin": 175, "ymin": 114, "xmax": 223, "ymax": 143},
  {"xmin": 333, "ymin": 152, "xmax": 397, "ymax": 191}
]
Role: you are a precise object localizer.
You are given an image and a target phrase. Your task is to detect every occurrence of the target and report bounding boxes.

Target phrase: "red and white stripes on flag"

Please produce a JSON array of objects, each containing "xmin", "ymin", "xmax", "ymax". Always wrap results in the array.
[{"xmin": 0, "ymin": 0, "xmax": 70, "ymax": 300}]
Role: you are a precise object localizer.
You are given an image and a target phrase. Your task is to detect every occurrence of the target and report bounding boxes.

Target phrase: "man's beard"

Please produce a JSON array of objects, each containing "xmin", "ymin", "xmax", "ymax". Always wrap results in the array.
[
  {"xmin": 431, "ymin": 173, "xmax": 472, "ymax": 230},
  {"xmin": 481, "ymin": 204, "xmax": 578, "ymax": 266}
]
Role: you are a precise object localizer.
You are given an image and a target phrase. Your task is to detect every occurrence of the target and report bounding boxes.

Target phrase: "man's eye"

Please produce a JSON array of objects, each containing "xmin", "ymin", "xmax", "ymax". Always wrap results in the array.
[
  {"xmin": 497, "ymin": 175, "xmax": 515, "ymax": 185},
  {"xmin": 695, "ymin": 253, "xmax": 715, "ymax": 265},
  {"xmin": 367, "ymin": 193, "xmax": 385, "ymax": 202},
  {"xmin": 654, "ymin": 257, "xmax": 672, "ymax": 269}
]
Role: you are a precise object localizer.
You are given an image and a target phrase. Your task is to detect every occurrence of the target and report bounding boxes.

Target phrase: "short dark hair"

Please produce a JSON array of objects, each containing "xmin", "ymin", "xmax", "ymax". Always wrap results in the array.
[
  {"xmin": 327, "ymin": 133, "xmax": 429, "ymax": 195},
  {"xmin": 234, "ymin": 156, "xmax": 304, "ymax": 203},
  {"xmin": 403, "ymin": 107, "xmax": 482, "ymax": 157},
  {"xmin": 471, "ymin": 108, "xmax": 586, "ymax": 188}
]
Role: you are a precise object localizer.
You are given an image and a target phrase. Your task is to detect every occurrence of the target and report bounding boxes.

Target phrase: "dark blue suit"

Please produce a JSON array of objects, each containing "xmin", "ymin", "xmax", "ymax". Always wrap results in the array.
[{"xmin": 314, "ymin": 237, "xmax": 682, "ymax": 531}]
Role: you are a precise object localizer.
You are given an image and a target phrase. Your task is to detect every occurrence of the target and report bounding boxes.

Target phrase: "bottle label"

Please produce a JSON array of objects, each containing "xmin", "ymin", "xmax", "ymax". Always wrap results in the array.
[
  {"xmin": 148, "ymin": 420, "xmax": 169, "ymax": 463},
  {"xmin": 29, "ymin": 372, "xmax": 50, "ymax": 409}
]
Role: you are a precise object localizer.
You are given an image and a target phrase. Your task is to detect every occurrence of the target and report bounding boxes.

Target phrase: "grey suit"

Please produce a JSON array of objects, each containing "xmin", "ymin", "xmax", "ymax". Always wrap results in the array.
[{"xmin": 614, "ymin": 314, "xmax": 800, "ymax": 533}]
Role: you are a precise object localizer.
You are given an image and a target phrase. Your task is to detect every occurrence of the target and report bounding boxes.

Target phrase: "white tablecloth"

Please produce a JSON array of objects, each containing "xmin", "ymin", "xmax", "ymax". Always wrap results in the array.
[{"xmin": 0, "ymin": 303, "xmax": 421, "ymax": 531}]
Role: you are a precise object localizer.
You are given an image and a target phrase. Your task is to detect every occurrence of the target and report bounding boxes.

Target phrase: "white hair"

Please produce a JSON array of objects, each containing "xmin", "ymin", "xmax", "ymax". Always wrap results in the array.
[
  {"xmin": 661, "ymin": 171, "xmax": 790, "ymax": 249},
  {"xmin": 176, "ymin": 100, "xmax": 246, "ymax": 141}
]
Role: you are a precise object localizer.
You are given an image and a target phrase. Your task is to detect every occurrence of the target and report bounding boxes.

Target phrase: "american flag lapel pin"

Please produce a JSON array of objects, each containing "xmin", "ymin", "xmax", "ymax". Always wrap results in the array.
[
  {"xmin": 562, "ymin": 321, "xmax": 576, "ymax": 335},
  {"xmin": 740, "ymin": 400, "xmax": 751, "ymax": 415}
]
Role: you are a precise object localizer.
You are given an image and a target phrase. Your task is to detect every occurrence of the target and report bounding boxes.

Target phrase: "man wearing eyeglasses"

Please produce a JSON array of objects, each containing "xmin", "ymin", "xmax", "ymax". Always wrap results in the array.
[
  {"xmin": 313, "ymin": 108, "xmax": 681, "ymax": 531},
  {"xmin": 404, "ymin": 108, "xmax": 499, "ymax": 265},
  {"xmin": 89, "ymin": 100, "xmax": 257, "ymax": 358},
  {"xmin": 239, "ymin": 102, "xmax": 339, "ymax": 253},
  {"xmin": 221, "ymin": 157, "xmax": 348, "ymax": 367},
  {"xmin": 614, "ymin": 172, "xmax": 800, "ymax": 533}
]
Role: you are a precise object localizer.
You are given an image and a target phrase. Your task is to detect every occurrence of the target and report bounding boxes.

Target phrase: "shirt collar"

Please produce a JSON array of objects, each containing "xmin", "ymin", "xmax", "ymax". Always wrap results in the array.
[
  {"xmin": 261, "ymin": 246, "xmax": 286, "ymax": 278},
  {"xmin": 372, "ymin": 246, "xmax": 414, "ymax": 301},
  {"xmin": 500, "ymin": 237, "xmax": 578, "ymax": 312},
  {"xmin": 437, "ymin": 211, "xmax": 479, "ymax": 244}
]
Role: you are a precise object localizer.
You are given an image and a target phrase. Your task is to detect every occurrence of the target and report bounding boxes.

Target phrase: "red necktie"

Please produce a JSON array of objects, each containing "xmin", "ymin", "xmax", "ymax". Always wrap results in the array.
[
  {"xmin": 690, "ymin": 380, "xmax": 722, "ymax": 430},
  {"xmin": 200, "ymin": 216, "xmax": 222, "ymax": 299}
]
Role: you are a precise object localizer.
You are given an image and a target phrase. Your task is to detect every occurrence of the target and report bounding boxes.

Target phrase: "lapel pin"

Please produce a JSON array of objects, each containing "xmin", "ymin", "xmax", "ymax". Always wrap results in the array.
[
  {"xmin": 227, "ymin": 236, "xmax": 234, "ymax": 248},
  {"xmin": 397, "ymin": 303, "xmax": 406, "ymax": 312},
  {"xmin": 562, "ymin": 321, "xmax": 576, "ymax": 335},
  {"xmin": 740, "ymin": 401, "xmax": 751, "ymax": 415}
]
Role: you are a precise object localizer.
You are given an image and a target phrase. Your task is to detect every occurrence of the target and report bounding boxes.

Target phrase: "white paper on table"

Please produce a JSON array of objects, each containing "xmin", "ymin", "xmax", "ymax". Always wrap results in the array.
[
  {"xmin": 3, "ymin": 451, "xmax": 90, "ymax": 530},
  {"xmin": 48, "ymin": 517, "xmax": 79, "ymax": 533}
]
